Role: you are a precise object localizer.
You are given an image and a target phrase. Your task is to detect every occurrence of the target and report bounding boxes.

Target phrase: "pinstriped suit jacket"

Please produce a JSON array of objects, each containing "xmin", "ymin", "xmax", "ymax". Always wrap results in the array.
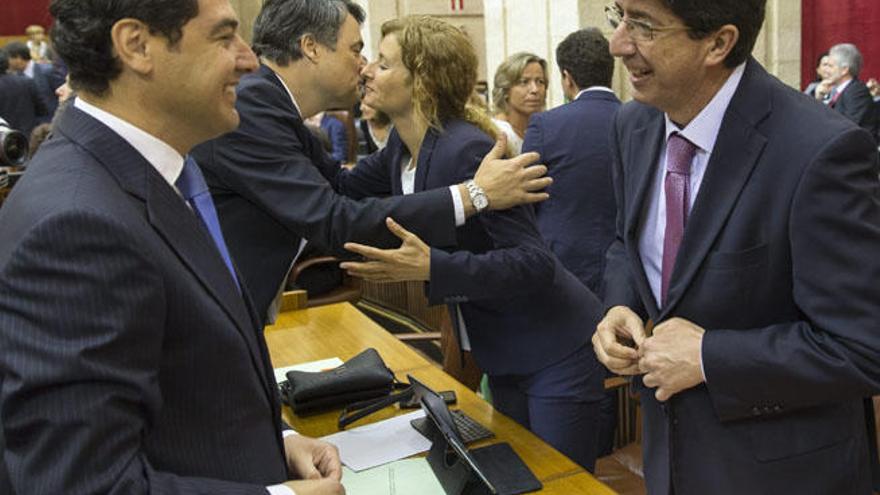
[{"xmin": 0, "ymin": 106, "xmax": 287, "ymax": 493}]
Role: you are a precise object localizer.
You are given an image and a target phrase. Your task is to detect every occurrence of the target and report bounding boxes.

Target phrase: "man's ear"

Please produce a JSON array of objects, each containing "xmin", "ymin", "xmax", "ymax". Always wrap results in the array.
[
  {"xmin": 705, "ymin": 24, "xmax": 739, "ymax": 67},
  {"xmin": 111, "ymin": 18, "xmax": 154, "ymax": 76},
  {"xmin": 300, "ymin": 34, "xmax": 319, "ymax": 64}
]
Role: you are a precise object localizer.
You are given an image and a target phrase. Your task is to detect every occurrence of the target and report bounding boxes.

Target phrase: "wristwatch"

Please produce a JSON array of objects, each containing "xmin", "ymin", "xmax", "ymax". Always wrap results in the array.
[{"xmin": 464, "ymin": 180, "xmax": 489, "ymax": 213}]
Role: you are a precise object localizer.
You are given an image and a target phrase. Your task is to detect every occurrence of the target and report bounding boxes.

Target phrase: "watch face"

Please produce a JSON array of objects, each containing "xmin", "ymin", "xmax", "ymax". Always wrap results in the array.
[{"xmin": 474, "ymin": 195, "xmax": 489, "ymax": 210}]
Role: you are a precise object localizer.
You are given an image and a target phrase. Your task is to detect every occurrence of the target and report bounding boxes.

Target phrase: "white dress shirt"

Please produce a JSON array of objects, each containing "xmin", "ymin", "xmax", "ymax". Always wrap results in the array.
[{"xmin": 75, "ymin": 97, "xmax": 297, "ymax": 495}]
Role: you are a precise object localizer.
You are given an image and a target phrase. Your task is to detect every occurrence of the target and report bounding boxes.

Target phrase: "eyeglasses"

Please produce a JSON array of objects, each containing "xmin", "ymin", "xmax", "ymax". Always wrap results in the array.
[{"xmin": 605, "ymin": 3, "xmax": 690, "ymax": 42}]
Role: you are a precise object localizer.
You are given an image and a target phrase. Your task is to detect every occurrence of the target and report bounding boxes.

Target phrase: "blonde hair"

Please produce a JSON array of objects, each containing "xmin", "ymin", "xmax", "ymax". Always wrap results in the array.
[
  {"xmin": 491, "ymin": 52, "xmax": 547, "ymax": 114},
  {"xmin": 380, "ymin": 16, "xmax": 496, "ymax": 138}
]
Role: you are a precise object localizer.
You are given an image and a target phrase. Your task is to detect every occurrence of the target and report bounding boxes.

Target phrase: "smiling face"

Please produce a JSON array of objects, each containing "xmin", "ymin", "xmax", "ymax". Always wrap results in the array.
[
  {"xmin": 506, "ymin": 61, "xmax": 547, "ymax": 117},
  {"xmin": 608, "ymin": 0, "xmax": 717, "ymax": 121},
  {"xmin": 149, "ymin": 0, "xmax": 258, "ymax": 143},
  {"xmin": 361, "ymin": 33, "xmax": 413, "ymax": 120}
]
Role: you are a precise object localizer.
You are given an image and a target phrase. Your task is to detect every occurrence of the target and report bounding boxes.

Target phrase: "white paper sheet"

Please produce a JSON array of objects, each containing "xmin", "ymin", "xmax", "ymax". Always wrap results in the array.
[{"xmin": 322, "ymin": 410, "xmax": 431, "ymax": 472}]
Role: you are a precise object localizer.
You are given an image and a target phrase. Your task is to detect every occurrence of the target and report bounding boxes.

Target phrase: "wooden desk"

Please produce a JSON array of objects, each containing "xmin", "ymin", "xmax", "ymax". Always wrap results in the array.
[{"xmin": 265, "ymin": 302, "xmax": 615, "ymax": 494}]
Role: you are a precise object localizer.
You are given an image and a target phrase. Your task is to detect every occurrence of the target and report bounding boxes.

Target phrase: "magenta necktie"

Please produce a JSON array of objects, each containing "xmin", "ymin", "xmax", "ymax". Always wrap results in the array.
[{"xmin": 661, "ymin": 133, "xmax": 697, "ymax": 305}]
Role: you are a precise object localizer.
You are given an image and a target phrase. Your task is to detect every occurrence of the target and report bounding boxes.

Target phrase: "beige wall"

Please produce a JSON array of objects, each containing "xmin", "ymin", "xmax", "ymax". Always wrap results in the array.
[{"xmin": 228, "ymin": 0, "xmax": 262, "ymax": 43}]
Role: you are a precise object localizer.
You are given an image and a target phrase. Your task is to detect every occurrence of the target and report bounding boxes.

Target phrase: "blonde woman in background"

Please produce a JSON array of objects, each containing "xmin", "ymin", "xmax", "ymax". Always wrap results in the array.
[{"xmin": 491, "ymin": 52, "xmax": 548, "ymax": 156}]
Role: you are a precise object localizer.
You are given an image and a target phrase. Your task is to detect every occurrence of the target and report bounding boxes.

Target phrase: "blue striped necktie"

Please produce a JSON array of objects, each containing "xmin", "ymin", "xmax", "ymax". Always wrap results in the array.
[{"xmin": 176, "ymin": 156, "xmax": 240, "ymax": 290}]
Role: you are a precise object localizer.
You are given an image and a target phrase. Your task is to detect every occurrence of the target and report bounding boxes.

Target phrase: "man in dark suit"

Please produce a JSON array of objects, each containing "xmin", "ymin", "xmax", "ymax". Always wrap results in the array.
[
  {"xmin": 592, "ymin": 1, "xmax": 880, "ymax": 494},
  {"xmin": 523, "ymin": 27, "xmax": 621, "ymax": 458},
  {"xmin": 825, "ymin": 43, "xmax": 878, "ymax": 138},
  {"xmin": 522, "ymin": 27, "xmax": 620, "ymax": 297},
  {"xmin": 0, "ymin": 1, "xmax": 343, "ymax": 494},
  {"xmin": 0, "ymin": 48, "xmax": 48, "ymax": 136},
  {"xmin": 4, "ymin": 41, "xmax": 64, "ymax": 123},
  {"xmin": 192, "ymin": 0, "xmax": 549, "ymax": 325}
]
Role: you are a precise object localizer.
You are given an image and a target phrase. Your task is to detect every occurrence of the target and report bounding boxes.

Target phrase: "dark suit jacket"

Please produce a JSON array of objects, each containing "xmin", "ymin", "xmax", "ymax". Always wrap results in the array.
[
  {"xmin": 30, "ymin": 62, "xmax": 64, "ymax": 123},
  {"xmin": 832, "ymin": 79, "xmax": 878, "ymax": 139},
  {"xmin": 0, "ymin": 73, "xmax": 47, "ymax": 135},
  {"xmin": 337, "ymin": 119, "xmax": 605, "ymax": 381},
  {"xmin": 522, "ymin": 89, "xmax": 620, "ymax": 297},
  {"xmin": 605, "ymin": 58, "xmax": 880, "ymax": 494},
  {"xmin": 0, "ymin": 106, "xmax": 288, "ymax": 493},
  {"xmin": 192, "ymin": 65, "xmax": 457, "ymax": 323}
]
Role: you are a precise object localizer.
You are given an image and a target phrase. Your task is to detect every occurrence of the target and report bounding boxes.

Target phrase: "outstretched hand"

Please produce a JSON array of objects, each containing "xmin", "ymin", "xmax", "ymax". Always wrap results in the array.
[{"xmin": 340, "ymin": 217, "xmax": 431, "ymax": 282}]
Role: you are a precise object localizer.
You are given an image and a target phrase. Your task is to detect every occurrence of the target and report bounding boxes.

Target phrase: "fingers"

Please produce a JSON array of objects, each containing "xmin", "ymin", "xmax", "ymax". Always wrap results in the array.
[
  {"xmin": 317, "ymin": 444, "xmax": 343, "ymax": 481},
  {"xmin": 521, "ymin": 163, "xmax": 549, "ymax": 181},
  {"xmin": 485, "ymin": 133, "xmax": 508, "ymax": 161},
  {"xmin": 342, "ymin": 242, "xmax": 390, "ymax": 261},
  {"xmin": 592, "ymin": 329, "xmax": 640, "ymax": 374},
  {"xmin": 384, "ymin": 217, "xmax": 411, "ymax": 242},
  {"xmin": 512, "ymin": 151, "xmax": 541, "ymax": 168},
  {"xmin": 339, "ymin": 260, "xmax": 388, "ymax": 280}
]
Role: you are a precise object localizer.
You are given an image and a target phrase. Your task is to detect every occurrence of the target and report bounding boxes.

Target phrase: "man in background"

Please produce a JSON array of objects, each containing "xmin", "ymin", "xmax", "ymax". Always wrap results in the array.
[
  {"xmin": 4, "ymin": 41, "xmax": 64, "ymax": 122},
  {"xmin": 0, "ymin": 1, "xmax": 343, "ymax": 493},
  {"xmin": 593, "ymin": 1, "xmax": 880, "ymax": 493},
  {"xmin": 0, "ymin": 48, "xmax": 47, "ymax": 136},
  {"xmin": 819, "ymin": 43, "xmax": 877, "ymax": 137},
  {"xmin": 192, "ymin": 0, "xmax": 550, "ymax": 325},
  {"xmin": 522, "ymin": 27, "xmax": 621, "ymax": 457}
]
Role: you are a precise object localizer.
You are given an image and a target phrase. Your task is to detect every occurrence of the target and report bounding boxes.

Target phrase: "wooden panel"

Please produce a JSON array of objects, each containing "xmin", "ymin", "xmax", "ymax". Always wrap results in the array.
[
  {"xmin": 265, "ymin": 302, "xmax": 434, "ymax": 374},
  {"xmin": 540, "ymin": 472, "xmax": 618, "ymax": 495}
]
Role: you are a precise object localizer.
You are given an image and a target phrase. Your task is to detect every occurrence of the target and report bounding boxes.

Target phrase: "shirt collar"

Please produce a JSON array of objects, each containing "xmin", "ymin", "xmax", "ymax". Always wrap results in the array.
[
  {"xmin": 575, "ymin": 86, "xmax": 614, "ymax": 100},
  {"xmin": 664, "ymin": 62, "xmax": 746, "ymax": 155},
  {"xmin": 24, "ymin": 60, "xmax": 34, "ymax": 78},
  {"xmin": 74, "ymin": 97, "xmax": 185, "ymax": 187},
  {"xmin": 833, "ymin": 78, "xmax": 853, "ymax": 95},
  {"xmin": 271, "ymin": 69, "xmax": 302, "ymax": 117}
]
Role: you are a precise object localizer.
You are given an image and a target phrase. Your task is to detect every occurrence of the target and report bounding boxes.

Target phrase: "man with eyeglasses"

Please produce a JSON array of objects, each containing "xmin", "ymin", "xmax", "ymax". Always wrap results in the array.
[{"xmin": 592, "ymin": 1, "xmax": 880, "ymax": 494}]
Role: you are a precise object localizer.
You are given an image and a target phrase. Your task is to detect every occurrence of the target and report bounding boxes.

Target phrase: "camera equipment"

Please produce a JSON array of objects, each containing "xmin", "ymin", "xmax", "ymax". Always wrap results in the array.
[{"xmin": 0, "ymin": 123, "xmax": 29, "ymax": 167}]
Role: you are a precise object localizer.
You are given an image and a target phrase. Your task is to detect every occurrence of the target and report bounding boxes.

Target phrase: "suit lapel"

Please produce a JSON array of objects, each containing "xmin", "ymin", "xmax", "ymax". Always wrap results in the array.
[
  {"xmin": 414, "ymin": 128, "xmax": 439, "ymax": 192},
  {"xmin": 626, "ymin": 114, "xmax": 665, "ymax": 316},
  {"xmin": 659, "ymin": 61, "xmax": 771, "ymax": 318},
  {"xmin": 58, "ymin": 107, "xmax": 276, "ymax": 398}
]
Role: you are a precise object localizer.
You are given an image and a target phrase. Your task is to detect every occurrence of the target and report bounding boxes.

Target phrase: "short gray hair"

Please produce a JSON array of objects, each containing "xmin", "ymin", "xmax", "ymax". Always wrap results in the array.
[
  {"xmin": 829, "ymin": 43, "xmax": 863, "ymax": 79},
  {"xmin": 491, "ymin": 52, "xmax": 547, "ymax": 114},
  {"xmin": 252, "ymin": 0, "xmax": 365, "ymax": 66}
]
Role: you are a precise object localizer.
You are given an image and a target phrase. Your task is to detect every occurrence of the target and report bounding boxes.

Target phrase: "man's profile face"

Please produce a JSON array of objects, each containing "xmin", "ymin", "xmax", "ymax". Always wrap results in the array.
[
  {"xmin": 825, "ymin": 56, "xmax": 848, "ymax": 85},
  {"xmin": 608, "ymin": 0, "xmax": 714, "ymax": 120},
  {"xmin": 317, "ymin": 13, "xmax": 365, "ymax": 109},
  {"xmin": 149, "ymin": 0, "xmax": 258, "ymax": 144}
]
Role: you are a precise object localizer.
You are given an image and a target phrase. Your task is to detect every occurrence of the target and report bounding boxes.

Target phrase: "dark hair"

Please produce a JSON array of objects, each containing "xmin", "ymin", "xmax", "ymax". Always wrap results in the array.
[
  {"xmin": 252, "ymin": 0, "xmax": 365, "ymax": 66},
  {"xmin": 556, "ymin": 28, "xmax": 613, "ymax": 90},
  {"xmin": 4, "ymin": 41, "xmax": 31, "ymax": 61},
  {"xmin": 0, "ymin": 49, "xmax": 8, "ymax": 73},
  {"xmin": 49, "ymin": 0, "xmax": 199, "ymax": 96},
  {"xmin": 664, "ymin": 0, "xmax": 766, "ymax": 68}
]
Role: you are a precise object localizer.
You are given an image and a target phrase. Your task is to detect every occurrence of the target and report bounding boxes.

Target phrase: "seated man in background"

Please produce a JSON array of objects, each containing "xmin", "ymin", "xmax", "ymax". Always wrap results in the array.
[
  {"xmin": 0, "ymin": 1, "xmax": 343, "ymax": 493},
  {"xmin": 192, "ymin": 0, "xmax": 550, "ymax": 326}
]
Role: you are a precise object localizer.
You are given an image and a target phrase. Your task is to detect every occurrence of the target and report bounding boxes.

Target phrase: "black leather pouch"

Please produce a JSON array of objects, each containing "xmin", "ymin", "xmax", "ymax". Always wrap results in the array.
[{"xmin": 283, "ymin": 348, "xmax": 395, "ymax": 414}]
